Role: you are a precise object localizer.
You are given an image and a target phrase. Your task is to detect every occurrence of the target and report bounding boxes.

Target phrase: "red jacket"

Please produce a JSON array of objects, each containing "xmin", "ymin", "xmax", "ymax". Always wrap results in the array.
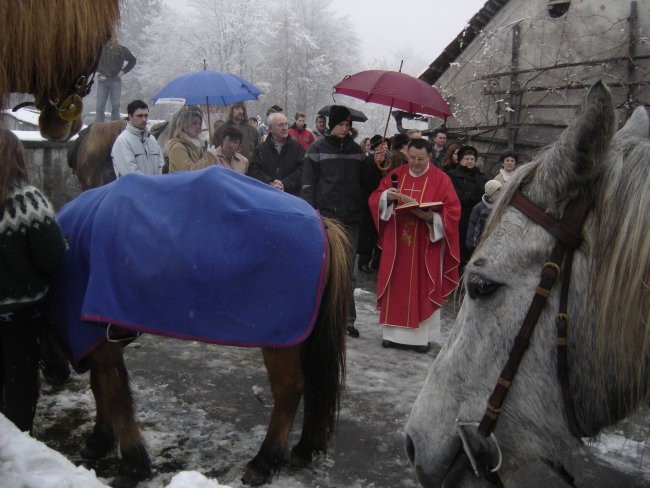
[{"xmin": 288, "ymin": 126, "xmax": 315, "ymax": 150}]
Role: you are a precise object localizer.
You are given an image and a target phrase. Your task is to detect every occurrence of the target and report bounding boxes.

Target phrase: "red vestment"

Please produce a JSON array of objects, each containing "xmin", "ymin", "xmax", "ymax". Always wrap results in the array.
[{"xmin": 369, "ymin": 164, "xmax": 460, "ymax": 328}]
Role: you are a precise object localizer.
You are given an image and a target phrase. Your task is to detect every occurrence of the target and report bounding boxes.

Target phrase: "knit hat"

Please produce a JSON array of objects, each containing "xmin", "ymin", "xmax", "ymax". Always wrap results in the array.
[
  {"xmin": 457, "ymin": 145, "xmax": 478, "ymax": 161},
  {"xmin": 391, "ymin": 132, "xmax": 410, "ymax": 151},
  {"xmin": 369, "ymin": 134, "xmax": 384, "ymax": 150},
  {"xmin": 484, "ymin": 179, "xmax": 502, "ymax": 198},
  {"xmin": 328, "ymin": 105, "xmax": 352, "ymax": 130}
]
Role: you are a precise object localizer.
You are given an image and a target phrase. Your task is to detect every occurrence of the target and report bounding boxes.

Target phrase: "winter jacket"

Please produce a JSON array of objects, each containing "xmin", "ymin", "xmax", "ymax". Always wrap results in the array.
[
  {"xmin": 466, "ymin": 196, "xmax": 493, "ymax": 249},
  {"xmin": 288, "ymin": 125, "xmax": 315, "ymax": 150},
  {"xmin": 448, "ymin": 165, "xmax": 488, "ymax": 209},
  {"xmin": 301, "ymin": 134, "xmax": 365, "ymax": 225},
  {"xmin": 111, "ymin": 124, "xmax": 165, "ymax": 177},
  {"xmin": 0, "ymin": 184, "xmax": 66, "ymax": 314},
  {"xmin": 97, "ymin": 42, "xmax": 136, "ymax": 79},
  {"xmin": 212, "ymin": 107, "xmax": 260, "ymax": 161},
  {"xmin": 248, "ymin": 136, "xmax": 304, "ymax": 196},
  {"xmin": 168, "ymin": 136, "xmax": 217, "ymax": 173}
]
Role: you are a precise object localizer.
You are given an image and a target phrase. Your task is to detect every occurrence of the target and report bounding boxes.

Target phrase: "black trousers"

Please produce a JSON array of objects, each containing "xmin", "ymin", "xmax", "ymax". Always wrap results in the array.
[{"xmin": 0, "ymin": 317, "xmax": 42, "ymax": 433}]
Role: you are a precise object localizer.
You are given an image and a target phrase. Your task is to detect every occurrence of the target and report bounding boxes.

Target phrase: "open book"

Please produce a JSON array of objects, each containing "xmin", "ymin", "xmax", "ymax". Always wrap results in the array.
[{"xmin": 394, "ymin": 194, "xmax": 443, "ymax": 211}]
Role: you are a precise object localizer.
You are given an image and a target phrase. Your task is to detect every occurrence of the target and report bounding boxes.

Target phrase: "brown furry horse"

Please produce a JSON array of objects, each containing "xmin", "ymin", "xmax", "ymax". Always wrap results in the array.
[
  {"xmin": 53, "ymin": 155, "xmax": 351, "ymax": 484},
  {"xmin": 81, "ymin": 219, "xmax": 349, "ymax": 485},
  {"xmin": 1, "ymin": 1, "xmax": 119, "ymax": 141},
  {"xmin": 67, "ymin": 120, "xmax": 126, "ymax": 190}
]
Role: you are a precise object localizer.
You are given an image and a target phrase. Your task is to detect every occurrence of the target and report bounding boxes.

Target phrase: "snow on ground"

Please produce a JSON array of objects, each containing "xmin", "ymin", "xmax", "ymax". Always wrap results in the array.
[{"xmin": 2, "ymin": 277, "xmax": 648, "ymax": 487}]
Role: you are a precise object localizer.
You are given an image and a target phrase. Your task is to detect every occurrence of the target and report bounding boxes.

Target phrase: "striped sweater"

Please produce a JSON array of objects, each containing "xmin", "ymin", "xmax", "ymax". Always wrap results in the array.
[{"xmin": 0, "ymin": 184, "xmax": 66, "ymax": 313}]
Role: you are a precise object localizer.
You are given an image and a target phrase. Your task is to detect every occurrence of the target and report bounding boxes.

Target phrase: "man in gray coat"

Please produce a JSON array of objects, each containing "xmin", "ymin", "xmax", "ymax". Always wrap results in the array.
[{"xmin": 111, "ymin": 100, "xmax": 164, "ymax": 177}]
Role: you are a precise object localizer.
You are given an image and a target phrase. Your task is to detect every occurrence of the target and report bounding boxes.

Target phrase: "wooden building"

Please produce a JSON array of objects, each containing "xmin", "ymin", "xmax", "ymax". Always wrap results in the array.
[{"xmin": 419, "ymin": 0, "xmax": 649, "ymax": 176}]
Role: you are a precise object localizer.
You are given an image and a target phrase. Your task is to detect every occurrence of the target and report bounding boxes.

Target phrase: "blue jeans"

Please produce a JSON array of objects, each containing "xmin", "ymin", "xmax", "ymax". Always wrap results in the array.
[{"xmin": 95, "ymin": 77, "xmax": 122, "ymax": 122}]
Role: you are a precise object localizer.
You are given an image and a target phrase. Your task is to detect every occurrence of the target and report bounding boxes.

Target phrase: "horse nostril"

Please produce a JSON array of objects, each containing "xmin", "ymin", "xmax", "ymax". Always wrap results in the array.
[{"xmin": 405, "ymin": 433, "xmax": 416, "ymax": 464}]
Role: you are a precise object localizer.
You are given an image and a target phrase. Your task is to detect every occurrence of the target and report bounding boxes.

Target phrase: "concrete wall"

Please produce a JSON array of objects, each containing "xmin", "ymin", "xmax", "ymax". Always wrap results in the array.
[
  {"xmin": 22, "ymin": 140, "xmax": 80, "ymax": 211},
  {"xmin": 433, "ymin": 0, "xmax": 649, "ymax": 176}
]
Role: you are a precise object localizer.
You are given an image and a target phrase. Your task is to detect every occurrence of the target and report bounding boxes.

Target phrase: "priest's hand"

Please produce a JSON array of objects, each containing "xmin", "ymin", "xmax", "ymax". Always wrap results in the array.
[
  {"xmin": 386, "ymin": 188, "xmax": 400, "ymax": 202},
  {"xmin": 412, "ymin": 208, "xmax": 435, "ymax": 223}
]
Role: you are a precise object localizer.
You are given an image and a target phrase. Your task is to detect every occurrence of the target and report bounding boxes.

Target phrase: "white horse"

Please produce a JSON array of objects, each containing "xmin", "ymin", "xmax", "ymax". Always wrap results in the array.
[{"xmin": 405, "ymin": 81, "xmax": 649, "ymax": 487}]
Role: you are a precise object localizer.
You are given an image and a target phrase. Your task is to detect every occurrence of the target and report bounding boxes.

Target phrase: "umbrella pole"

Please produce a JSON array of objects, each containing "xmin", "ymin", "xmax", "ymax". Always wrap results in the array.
[
  {"xmin": 206, "ymin": 96, "xmax": 212, "ymax": 144},
  {"xmin": 381, "ymin": 100, "xmax": 394, "ymax": 139},
  {"xmin": 381, "ymin": 61, "xmax": 403, "ymax": 139}
]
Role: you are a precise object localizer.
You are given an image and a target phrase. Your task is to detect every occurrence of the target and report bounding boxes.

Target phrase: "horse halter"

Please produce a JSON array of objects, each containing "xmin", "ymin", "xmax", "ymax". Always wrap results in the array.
[
  {"xmin": 12, "ymin": 73, "xmax": 95, "ymax": 121},
  {"xmin": 458, "ymin": 189, "xmax": 591, "ymax": 481}
]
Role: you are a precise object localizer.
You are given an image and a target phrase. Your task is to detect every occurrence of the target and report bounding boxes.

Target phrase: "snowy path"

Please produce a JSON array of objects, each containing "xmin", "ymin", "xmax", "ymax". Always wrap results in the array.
[{"xmin": 29, "ymin": 274, "xmax": 649, "ymax": 487}]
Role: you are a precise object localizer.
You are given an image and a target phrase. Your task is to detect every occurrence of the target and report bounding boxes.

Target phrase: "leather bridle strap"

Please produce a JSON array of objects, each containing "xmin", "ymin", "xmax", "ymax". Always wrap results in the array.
[
  {"xmin": 477, "ymin": 191, "xmax": 590, "ymax": 438},
  {"xmin": 555, "ymin": 248, "xmax": 585, "ymax": 438}
]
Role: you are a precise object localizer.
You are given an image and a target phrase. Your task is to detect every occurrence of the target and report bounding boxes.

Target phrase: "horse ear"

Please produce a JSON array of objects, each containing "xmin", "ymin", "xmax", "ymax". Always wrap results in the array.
[
  {"xmin": 554, "ymin": 81, "xmax": 616, "ymax": 178},
  {"xmin": 616, "ymin": 106, "xmax": 650, "ymax": 140}
]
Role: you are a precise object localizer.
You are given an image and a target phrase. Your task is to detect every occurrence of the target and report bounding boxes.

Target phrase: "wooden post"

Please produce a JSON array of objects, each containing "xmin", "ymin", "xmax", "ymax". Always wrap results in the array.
[{"xmin": 626, "ymin": 1, "xmax": 638, "ymax": 120}]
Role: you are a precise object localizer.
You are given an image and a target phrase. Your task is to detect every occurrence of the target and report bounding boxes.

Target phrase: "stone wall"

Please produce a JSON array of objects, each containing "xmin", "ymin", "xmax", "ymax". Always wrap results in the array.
[{"xmin": 22, "ymin": 140, "xmax": 80, "ymax": 211}]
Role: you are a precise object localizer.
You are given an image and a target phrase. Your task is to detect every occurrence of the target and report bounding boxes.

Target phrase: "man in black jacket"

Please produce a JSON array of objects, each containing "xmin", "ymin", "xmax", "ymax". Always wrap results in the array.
[
  {"xmin": 95, "ymin": 31, "xmax": 136, "ymax": 122},
  {"xmin": 301, "ymin": 105, "xmax": 365, "ymax": 337},
  {"xmin": 248, "ymin": 112, "xmax": 304, "ymax": 196}
]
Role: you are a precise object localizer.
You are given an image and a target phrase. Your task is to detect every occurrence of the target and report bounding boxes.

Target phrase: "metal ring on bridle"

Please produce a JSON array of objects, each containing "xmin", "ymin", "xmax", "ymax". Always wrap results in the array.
[{"xmin": 456, "ymin": 420, "xmax": 503, "ymax": 476}]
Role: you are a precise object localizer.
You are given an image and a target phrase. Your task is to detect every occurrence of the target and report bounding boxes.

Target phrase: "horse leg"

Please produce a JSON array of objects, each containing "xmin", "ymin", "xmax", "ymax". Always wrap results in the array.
[
  {"xmin": 289, "ymin": 339, "xmax": 336, "ymax": 468},
  {"xmin": 242, "ymin": 346, "xmax": 304, "ymax": 486},
  {"xmin": 290, "ymin": 218, "xmax": 349, "ymax": 469},
  {"xmin": 85, "ymin": 341, "xmax": 151, "ymax": 479}
]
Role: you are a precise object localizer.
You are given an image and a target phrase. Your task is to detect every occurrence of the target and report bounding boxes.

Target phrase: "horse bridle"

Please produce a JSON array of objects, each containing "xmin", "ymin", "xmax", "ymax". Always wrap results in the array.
[
  {"xmin": 12, "ymin": 73, "xmax": 96, "ymax": 122},
  {"xmin": 457, "ymin": 189, "xmax": 591, "ymax": 481}
]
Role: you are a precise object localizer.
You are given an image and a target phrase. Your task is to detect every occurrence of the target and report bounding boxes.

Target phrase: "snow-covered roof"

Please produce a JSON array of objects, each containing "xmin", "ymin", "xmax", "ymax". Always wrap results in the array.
[
  {"xmin": 419, "ymin": 0, "xmax": 510, "ymax": 84},
  {"xmin": 3, "ymin": 106, "xmax": 41, "ymax": 127}
]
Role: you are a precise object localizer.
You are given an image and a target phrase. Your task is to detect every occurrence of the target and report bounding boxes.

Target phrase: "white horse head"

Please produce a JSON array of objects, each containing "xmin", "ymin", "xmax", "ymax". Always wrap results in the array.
[{"xmin": 405, "ymin": 81, "xmax": 650, "ymax": 487}]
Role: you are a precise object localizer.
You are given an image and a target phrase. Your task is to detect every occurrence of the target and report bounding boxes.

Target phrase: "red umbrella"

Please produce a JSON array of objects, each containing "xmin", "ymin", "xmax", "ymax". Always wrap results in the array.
[{"xmin": 333, "ymin": 69, "xmax": 452, "ymax": 119}]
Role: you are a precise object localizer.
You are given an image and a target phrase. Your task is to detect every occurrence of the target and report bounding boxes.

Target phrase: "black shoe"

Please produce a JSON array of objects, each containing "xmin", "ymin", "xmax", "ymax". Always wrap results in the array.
[
  {"xmin": 347, "ymin": 325, "xmax": 360, "ymax": 338},
  {"xmin": 358, "ymin": 264, "xmax": 373, "ymax": 274},
  {"xmin": 413, "ymin": 344, "xmax": 431, "ymax": 353},
  {"xmin": 382, "ymin": 340, "xmax": 394, "ymax": 348}
]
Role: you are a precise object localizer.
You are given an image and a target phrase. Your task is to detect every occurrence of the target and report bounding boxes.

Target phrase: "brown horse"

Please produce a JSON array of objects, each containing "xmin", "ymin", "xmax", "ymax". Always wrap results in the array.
[
  {"xmin": 54, "ymin": 146, "xmax": 351, "ymax": 485},
  {"xmin": 67, "ymin": 119, "xmax": 126, "ymax": 190},
  {"xmin": 80, "ymin": 219, "xmax": 349, "ymax": 485},
  {"xmin": 1, "ymin": 1, "xmax": 119, "ymax": 141}
]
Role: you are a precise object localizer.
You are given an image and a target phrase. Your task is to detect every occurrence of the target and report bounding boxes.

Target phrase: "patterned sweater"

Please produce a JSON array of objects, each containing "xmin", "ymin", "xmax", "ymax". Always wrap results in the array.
[{"xmin": 0, "ymin": 184, "xmax": 66, "ymax": 313}]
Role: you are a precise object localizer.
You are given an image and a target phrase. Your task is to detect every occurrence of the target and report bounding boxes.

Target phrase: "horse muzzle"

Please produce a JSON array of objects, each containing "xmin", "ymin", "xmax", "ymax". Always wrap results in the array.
[{"xmin": 405, "ymin": 420, "xmax": 503, "ymax": 488}]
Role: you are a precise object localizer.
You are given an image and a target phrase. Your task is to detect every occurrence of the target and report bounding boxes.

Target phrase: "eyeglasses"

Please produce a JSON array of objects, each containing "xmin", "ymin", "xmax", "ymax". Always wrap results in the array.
[{"xmin": 408, "ymin": 156, "xmax": 429, "ymax": 163}]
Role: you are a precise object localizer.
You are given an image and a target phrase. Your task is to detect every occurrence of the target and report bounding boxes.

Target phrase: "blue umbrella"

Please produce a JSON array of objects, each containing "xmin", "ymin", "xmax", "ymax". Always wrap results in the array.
[{"xmin": 153, "ymin": 69, "xmax": 262, "ymax": 106}]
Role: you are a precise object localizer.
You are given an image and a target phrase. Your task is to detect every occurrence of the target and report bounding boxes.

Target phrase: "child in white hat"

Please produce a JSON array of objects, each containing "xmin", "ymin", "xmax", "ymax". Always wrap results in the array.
[{"xmin": 466, "ymin": 179, "xmax": 503, "ymax": 251}]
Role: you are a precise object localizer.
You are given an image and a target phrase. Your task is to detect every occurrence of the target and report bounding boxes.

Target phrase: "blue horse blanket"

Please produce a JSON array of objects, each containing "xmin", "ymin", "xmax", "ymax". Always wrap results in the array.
[{"xmin": 46, "ymin": 166, "xmax": 327, "ymax": 370}]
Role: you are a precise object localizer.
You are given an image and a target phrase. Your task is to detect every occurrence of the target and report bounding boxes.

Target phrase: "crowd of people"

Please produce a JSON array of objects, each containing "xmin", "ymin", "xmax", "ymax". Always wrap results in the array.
[
  {"xmin": 102, "ymin": 98, "xmax": 519, "ymax": 348},
  {"xmin": 0, "ymin": 93, "xmax": 520, "ymax": 435}
]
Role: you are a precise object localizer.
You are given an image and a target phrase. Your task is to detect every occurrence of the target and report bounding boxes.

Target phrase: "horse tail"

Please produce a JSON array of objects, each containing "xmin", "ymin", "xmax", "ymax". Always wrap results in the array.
[{"xmin": 300, "ymin": 216, "xmax": 350, "ymax": 443}]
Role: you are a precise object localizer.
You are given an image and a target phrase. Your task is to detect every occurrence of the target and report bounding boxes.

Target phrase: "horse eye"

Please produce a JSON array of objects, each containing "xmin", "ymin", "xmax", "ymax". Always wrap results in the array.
[{"xmin": 466, "ymin": 276, "xmax": 503, "ymax": 299}]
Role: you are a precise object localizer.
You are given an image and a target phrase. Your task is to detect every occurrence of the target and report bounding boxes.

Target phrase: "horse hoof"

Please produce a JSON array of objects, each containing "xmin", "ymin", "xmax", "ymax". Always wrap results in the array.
[
  {"xmin": 242, "ymin": 454, "xmax": 278, "ymax": 486},
  {"xmin": 289, "ymin": 447, "xmax": 312, "ymax": 468},
  {"xmin": 81, "ymin": 429, "xmax": 115, "ymax": 459},
  {"xmin": 241, "ymin": 466, "xmax": 270, "ymax": 486},
  {"xmin": 119, "ymin": 444, "xmax": 152, "ymax": 480}
]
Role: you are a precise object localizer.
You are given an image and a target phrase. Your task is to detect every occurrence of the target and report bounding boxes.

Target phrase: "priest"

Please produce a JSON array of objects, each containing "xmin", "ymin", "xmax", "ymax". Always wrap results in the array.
[{"xmin": 369, "ymin": 138, "xmax": 460, "ymax": 353}]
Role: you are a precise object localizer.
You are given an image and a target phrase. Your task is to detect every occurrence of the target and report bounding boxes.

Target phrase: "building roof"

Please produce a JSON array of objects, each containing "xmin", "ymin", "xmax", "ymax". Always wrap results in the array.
[{"xmin": 419, "ymin": 0, "xmax": 511, "ymax": 84}]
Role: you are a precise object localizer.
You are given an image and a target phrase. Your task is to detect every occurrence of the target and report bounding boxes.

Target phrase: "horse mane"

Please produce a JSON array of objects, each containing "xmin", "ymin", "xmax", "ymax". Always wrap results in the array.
[
  {"xmin": 592, "ymin": 123, "xmax": 650, "ymax": 408},
  {"xmin": 0, "ymin": 1, "xmax": 119, "ymax": 103}
]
